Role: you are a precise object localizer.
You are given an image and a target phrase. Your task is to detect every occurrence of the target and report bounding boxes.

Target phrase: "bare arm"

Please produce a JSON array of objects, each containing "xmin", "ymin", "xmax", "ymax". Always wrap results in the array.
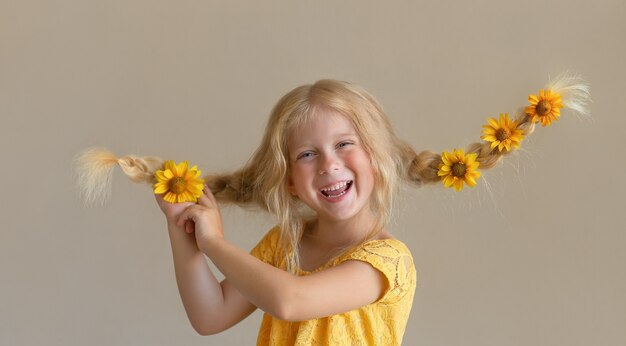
[
  {"xmin": 156, "ymin": 194, "xmax": 256, "ymax": 335},
  {"xmin": 176, "ymin": 187, "xmax": 388, "ymax": 323},
  {"xmin": 166, "ymin": 221, "xmax": 257, "ymax": 334},
  {"xmin": 202, "ymin": 238, "xmax": 387, "ymax": 322}
]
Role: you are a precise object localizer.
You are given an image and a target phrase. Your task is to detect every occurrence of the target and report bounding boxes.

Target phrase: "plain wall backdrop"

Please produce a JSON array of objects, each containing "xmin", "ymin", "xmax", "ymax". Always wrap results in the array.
[{"xmin": 1, "ymin": 1, "xmax": 625, "ymax": 345}]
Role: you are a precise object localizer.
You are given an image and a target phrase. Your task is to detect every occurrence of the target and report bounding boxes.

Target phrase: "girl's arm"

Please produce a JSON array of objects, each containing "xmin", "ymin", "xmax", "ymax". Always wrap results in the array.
[
  {"xmin": 203, "ymin": 238, "xmax": 387, "ymax": 321},
  {"xmin": 156, "ymin": 195, "xmax": 257, "ymax": 335},
  {"xmin": 177, "ymin": 187, "xmax": 387, "ymax": 322}
]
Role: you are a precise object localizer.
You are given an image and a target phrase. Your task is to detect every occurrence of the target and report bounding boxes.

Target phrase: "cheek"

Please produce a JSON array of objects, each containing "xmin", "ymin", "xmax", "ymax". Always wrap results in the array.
[
  {"xmin": 288, "ymin": 165, "xmax": 311, "ymax": 189},
  {"xmin": 348, "ymin": 154, "xmax": 377, "ymax": 188},
  {"xmin": 355, "ymin": 151, "xmax": 376, "ymax": 174}
]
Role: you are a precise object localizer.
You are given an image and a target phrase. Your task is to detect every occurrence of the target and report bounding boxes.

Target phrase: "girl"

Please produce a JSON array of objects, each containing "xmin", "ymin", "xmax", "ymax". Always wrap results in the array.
[
  {"xmin": 154, "ymin": 80, "xmax": 418, "ymax": 345},
  {"xmin": 76, "ymin": 76, "xmax": 589, "ymax": 345}
]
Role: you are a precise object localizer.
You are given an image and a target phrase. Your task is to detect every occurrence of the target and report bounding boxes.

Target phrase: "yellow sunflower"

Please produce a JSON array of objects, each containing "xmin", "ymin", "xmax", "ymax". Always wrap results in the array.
[
  {"xmin": 153, "ymin": 160, "xmax": 204, "ymax": 203},
  {"xmin": 525, "ymin": 89, "xmax": 564, "ymax": 127},
  {"xmin": 437, "ymin": 148, "xmax": 481, "ymax": 192},
  {"xmin": 481, "ymin": 113, "xmax": 525, "ymax": 152}
]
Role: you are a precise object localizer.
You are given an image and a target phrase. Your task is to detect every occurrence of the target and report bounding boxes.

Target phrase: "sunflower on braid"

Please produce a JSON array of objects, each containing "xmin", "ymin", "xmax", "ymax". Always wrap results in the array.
[{"xmin": 437, "ymin": 73, "xmax": 590, "ymax": 191}]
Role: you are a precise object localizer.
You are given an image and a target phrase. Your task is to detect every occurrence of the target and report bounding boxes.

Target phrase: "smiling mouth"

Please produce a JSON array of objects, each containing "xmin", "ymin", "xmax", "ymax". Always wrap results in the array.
[{"xmin": 320, "ymin": 180, "xmax": 353, "ymax": 198}]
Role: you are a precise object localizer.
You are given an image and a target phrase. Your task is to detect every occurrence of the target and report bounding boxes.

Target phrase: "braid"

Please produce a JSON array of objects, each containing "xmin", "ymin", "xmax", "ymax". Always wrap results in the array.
[
  {"xmin": 117, "ymin": 155, "xmax": 163, "ymax": 183},
  {"xmin": 75, "ymin": 148, "xmax": 261, "ymax": 208},
  {"xmin": 402, "ymin": 72, "xmax": 589, "ymax": 191},
  {"xmin": 406, "ymin": 150, "xmax": 440, "ymax": 185},
  {"xmin": 205, "ymin": 169, "xmax": 259, "ymax": 207},
  {"xmin": 402, "ymin": 108, "xmax": 542, "ymax": 189},
  {"xmin": 467, "ymin": 109, "xmax": 537, "ymax": 169},
  {"xmin": 74, "ymin": 148, "xmax": 164, "ymax": 205}
]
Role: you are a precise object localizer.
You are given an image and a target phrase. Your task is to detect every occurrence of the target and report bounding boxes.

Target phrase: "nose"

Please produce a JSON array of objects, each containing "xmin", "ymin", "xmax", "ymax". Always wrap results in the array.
[{"xmin": 318, "ymin": 152, "xmax": 341, "ymax": 175}]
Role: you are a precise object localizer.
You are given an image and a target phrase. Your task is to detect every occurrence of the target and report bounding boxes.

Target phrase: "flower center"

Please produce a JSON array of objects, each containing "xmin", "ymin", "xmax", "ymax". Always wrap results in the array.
[
  {"xmin": 495, "ymin": 128, "xmax": 511, "ymax": 141},
  {"xmin": 451, "ymin": 162, "xmax": 466, "ymax": 177},
  {"xmin": 536, "ymin": 100, "xmax": 552, "ymax": 116},
  {"xmin": 169, "ymin": 177, "xmax": 187, "ymax": 194}
]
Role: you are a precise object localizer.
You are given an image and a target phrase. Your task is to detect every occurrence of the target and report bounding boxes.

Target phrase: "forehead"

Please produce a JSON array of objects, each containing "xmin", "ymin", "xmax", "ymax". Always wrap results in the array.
[{"xmin": 288, "ymin": 107, "xmax": 356, "ymax": 140}]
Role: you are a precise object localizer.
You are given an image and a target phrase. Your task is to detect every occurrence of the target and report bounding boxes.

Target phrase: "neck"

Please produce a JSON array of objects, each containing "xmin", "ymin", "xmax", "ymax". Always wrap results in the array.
[{"xmin": 307, "ymin": 210, "xmax": 378, "ymax": 249}]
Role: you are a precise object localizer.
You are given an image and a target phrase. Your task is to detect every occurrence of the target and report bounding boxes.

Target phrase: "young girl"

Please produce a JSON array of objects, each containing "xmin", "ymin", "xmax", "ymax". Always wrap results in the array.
[
  {"xmin": 154, "ymin": 80, "xmax": 418, "ymax": 345},
  {"xmin": 76, "ymin": 75, "xmax": 589, "ymax": 345}
]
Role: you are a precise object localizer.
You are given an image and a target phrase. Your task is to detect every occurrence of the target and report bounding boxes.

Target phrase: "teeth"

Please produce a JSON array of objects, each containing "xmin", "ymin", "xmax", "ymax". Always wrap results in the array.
[{"xmin": 320, "ymin": 181, "xmax": 349, "ymax": 192}]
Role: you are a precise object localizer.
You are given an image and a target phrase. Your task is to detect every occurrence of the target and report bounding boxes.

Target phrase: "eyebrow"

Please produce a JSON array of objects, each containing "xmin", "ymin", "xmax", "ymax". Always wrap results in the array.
[
  {"xmin": 290, "ymin": 133, "xmax": 359, "ymax": 152},
  {"xmin": 334, "ymin": 132, "xmax": 358, "ymax": 138}
]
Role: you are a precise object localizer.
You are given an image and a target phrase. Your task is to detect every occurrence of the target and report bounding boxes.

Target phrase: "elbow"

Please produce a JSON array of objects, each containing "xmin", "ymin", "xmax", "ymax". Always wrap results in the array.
[
  {"xmin": 195, "ymin": 328, "xmax": 213, "ymax": 337},
  {"xmin": 193, "ymin": 324, "xmax": 221, "ymax": 336},
  {"xmin": 272, "ymin": 307, "xmax": 295, "ymax": 322},
  {"xmin": 268, "ymin": 283, "xmax": 301, "ymax": 322},
  {"xmin": 192, "ymin": 323, "xmax": 214, "ymax": 336},
  {"xmin": 190, "ymin": 319, "xmax": 225, "ymax": 336},
  {"xmin": 271, "ymin": 302, "xmax": 292, "ymax": 322}
]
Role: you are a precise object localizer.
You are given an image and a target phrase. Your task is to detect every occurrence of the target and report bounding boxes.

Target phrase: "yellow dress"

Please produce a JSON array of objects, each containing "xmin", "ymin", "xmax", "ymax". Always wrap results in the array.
[{"xmin": 250, "ymin": 227, "xmax": 417, "ymax": 345}]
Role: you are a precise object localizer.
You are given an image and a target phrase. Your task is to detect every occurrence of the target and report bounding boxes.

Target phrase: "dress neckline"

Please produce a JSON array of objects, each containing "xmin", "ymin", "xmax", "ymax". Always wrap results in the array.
[{"xmin": 296, "ymin": 237, "xmax": 400, "ymax": 274}]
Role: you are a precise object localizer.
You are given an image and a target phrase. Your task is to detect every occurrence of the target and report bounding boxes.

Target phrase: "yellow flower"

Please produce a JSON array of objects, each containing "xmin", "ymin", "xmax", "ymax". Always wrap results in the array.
[
  {"xmin": 437, "ymin": 148, "xmax": 481, "ymax": 192},
  {"xmin": 481, "ymin": 113, "xmax": 525, "ymax": 152},
  {"xmin": 153, "ymin": 160, "xmax": 204, "ymax": 203},
  {"xmin": 525, "ymin": 89, "xmax": 564, "ymax": 127}
]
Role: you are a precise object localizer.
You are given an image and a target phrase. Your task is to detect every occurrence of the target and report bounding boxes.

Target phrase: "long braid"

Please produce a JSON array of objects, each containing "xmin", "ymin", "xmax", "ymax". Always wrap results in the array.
[
  {"xmin": 403, "ymin": 72, "xmax": 589, "ymax": 190},
  {"xmin": 75, "ymin": 148, "xmax": 261, "ymax": 208},
  {"xmin": 75, "ymin": 148, "xmax": 163, "ymax": 205}
]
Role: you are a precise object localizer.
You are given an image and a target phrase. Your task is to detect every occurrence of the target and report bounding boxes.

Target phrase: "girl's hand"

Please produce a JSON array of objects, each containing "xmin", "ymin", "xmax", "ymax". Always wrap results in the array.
[
  {"xmin": 154, "ymin": 193, "xmax": 195, "ymax": 230},
  {"xmin": 176, "ymin": 185, "xmax": 224, "ymax": 253}
]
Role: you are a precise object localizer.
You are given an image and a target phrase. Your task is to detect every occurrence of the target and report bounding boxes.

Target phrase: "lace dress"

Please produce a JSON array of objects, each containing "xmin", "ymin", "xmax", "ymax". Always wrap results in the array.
[{"xmin": 250, "ymin": 227, "xmax": 416, "ymax": 345}]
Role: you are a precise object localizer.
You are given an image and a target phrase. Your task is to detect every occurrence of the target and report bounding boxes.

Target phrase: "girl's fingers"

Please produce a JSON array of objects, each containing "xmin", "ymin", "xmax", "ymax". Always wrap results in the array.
[
  {"xmin": 197, "ymin": 192, "xmax": 213, "ymax": 208},
  {"xmin": 185, "ymin": 220, "xmax": 194, "ymax": 233},
  {"xmin": 177, "ymin": 206, "xmax": 194, "ymax": 227},
  {"xmin": 203, "ymin": 184, "xmax": 218, "ymax": 204},
  {"xmin": 198, "ymin": 185, "xmax": 217, "ymax": 207}
]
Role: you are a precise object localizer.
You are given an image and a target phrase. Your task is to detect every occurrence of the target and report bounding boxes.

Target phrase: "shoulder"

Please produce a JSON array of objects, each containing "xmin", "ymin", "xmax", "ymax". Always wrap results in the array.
[
  {"xmin": 260, "ymin": 225, "xmax": 283, "ymax": 243},
  {"xmin": 353, "ymin": 237, "xmax": 413, "ymax": 260},
  {"xmin": 337, "ymin": 238, "xmax": 416, "ymax": 303},
  {"xmin": 249, "ymin": 226, "xmax": 283, "ymax": 264}
]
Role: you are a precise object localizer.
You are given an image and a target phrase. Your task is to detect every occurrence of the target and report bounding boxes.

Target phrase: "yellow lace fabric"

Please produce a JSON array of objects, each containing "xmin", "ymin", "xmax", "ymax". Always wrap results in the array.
[{"xmin": 250, "ymin": 227, "xmax": 417, "ymax": 345}]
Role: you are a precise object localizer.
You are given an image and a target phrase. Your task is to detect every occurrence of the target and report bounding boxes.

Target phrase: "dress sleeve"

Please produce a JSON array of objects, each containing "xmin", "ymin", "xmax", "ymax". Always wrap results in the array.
[
  {"xmin": 249, "ymin": 226, "xmax": 281, "ymax": 266},
  {"xmin": 339, "ymin": 239, "xmax": 415, "ymax": 304}
]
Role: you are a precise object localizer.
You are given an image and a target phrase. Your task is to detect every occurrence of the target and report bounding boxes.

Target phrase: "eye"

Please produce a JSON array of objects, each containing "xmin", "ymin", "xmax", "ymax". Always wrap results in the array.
[
  {"xmin": 296, "ymin": 151, "xmax": 315, "ymax": 160},
  {"xmin": 337, "ymin": 141, "xmax": 354, "ymax": 149}
]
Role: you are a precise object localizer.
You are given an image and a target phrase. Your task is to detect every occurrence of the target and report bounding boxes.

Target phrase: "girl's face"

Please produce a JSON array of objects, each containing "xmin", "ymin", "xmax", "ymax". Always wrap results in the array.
[{"xmin": 287, "ymin": 108, "xmax": 376, "ymax": 224}]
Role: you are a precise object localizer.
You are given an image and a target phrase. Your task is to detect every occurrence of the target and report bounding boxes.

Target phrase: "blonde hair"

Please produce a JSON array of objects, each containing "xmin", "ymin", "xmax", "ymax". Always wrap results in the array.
[{"xmin": 76, "ymin": 75, "xmax": 590, "ymax": 272}]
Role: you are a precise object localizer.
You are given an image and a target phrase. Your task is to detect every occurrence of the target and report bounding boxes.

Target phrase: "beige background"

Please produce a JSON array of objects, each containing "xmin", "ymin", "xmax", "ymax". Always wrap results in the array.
[{"xmin": 1, "ymin": 1, "xmax": 625, "ymax": 345}]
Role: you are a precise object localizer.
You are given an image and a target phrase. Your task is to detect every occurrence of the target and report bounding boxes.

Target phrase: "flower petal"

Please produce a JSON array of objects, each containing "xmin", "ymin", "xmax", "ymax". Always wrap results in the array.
[
  {"xmin": 175, "ymin": 161, "xmax": 189, "ymax": 176},
  {"xmin": 155, "ymin": 170, "xmax": 168, "ymax": 181},
  {"xmin": 467, "ymin": 162, "xmax": 480, "ymax": 171},
  {"xmin": 453, "ymin": 179, "xmax": 464, "ymax": 191},
  {"xmin": 164, "ymin": 160, "xmax": 176, "ymax": 172},
  {"xmin": 154, "ymin": 183, "xmax": 168, "ymax": 194},
  {"xmin": 488, "ymin": 118, "xmax": 499, "ymax": 128},
  {"xmin": 465, "ymin": 176, "xmax": 477, "ymax": 186},
  {"xmin": 465, "ymin": 153, "xmax": 478, "ymax": 162},
  {"xmin": 468, "ymin": 170, "xmax": 481, "ymax": 179},
  {"xmin": 164, "ymin": 192, "xmax": 176, "ymax": 204}
]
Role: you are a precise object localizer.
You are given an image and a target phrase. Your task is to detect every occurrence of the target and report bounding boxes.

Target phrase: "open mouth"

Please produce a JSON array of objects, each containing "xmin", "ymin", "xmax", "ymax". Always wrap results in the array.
[{"xmin": 320, "ymin": 180, "xmax": 353, "ymax": 198}]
